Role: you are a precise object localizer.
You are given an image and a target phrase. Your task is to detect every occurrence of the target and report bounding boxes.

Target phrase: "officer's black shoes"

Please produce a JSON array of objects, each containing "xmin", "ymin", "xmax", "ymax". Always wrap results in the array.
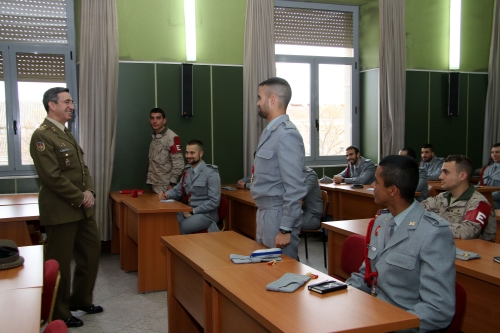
[
  {"xmin": 70, "ymin": 304, "xmax": 104, "ymax": 314},
  {"xmin": 63, "ymin": 316, "xmax": 84, "ymax": 327}
]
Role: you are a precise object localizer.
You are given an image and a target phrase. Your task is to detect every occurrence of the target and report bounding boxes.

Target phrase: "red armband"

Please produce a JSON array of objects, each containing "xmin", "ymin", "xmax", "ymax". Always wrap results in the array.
[
  {"xmin": 464, "ymin": 201, "xmax": 491, "ymax": 230},
  {"xmin": 170, "ymin": 136, "xmax": 182, "ymax": 154}
]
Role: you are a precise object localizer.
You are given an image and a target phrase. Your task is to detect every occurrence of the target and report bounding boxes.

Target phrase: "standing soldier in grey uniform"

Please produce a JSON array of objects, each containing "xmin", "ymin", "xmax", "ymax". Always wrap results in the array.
[
  {"xmin": 421, "ymin": 155, "xmax": 496, "ymax": 240},
  {"xmin": 480, "ymin": 143, "xmax": 500, "ymax": 209},
  {"xmin": 250, "ymin": 77, "xmax": 307, "ymax": 260},
  {"xmin": 159, "ymin": 140, "xmax": 220, "ymax": 234},
  {"xmin": 333, "ymin": 146, "xmax": 375, "ymax": 185},
  {"xmin": 420, "ymin": 143, "xmax": 445, "ymax": 180},
  {"xmin": 399, "ymin": 147, "xmax": 428, "ymax": 202},
  {"xmin": 147, "ymin": 108, "xmax": 184, "ymax": 193},
  {"xmin": 30, "ymin": 87, "xmax": 102, "ymax": 328}
]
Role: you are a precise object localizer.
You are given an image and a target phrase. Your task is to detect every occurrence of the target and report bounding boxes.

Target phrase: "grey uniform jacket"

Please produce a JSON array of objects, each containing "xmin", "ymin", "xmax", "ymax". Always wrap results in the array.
[
  {"xmin": 167, "ymin": 161, "xmax": 221, "ymax": 222},
  {"xmin": 251, "ymin": 114, "xmax": 307, "ymax": 229},
  {"xmin": 301, "ymin": 168, "xmax": 323, "ymax": 229},
  {"xmin": 336, "ymin": 156, "xmax": 375, "ymax": 184},
  {"xmin": 346, "ymin": 203, "xmax": 456, "ymax": 332},
  {"xmin": 481, "ymin": 163, "xmax": 500, "ymax": 209},
  {"xmin": 420, "ymin": 156, "xmax": 444, "ymax": 180},
  {"xmin": 416, "ymin": 167, "xmax": 429, "ymax": 202}
]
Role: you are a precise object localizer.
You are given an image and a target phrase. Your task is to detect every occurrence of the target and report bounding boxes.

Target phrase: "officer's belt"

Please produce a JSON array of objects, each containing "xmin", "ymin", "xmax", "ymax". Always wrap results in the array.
[{"xmin": 254, "ymin": 196, "xmax": 283, "ymax": 209}]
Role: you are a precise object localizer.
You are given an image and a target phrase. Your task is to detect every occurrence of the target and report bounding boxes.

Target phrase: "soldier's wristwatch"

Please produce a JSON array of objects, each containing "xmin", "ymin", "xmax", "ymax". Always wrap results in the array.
[{"xmin": 279, "ymin": 228, "xmax": 292, "ymax": 234}]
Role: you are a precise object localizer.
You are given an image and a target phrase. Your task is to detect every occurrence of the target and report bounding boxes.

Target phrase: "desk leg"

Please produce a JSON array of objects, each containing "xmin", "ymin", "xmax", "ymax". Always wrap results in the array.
[
  {"xmin": 0, "ymin": 221, "xmax": 32, "ymax": 246},
  {"xmin": 123, "ymin": 206, "xmax": 138, "ymax": 272},
  {"xmin": 327, "ymin": 230, "xmax": 349, "ymax": 279},
  {"xmin": 110, "ymin": 198, "xmax": 121, "ymax": 256},
  {"xmin": 137, "ymin": 212, "xmax": 180, "ymax": 292},
  {"xmin": 166, "ymin": 249, "xmax": 204, "ymax": 333}
]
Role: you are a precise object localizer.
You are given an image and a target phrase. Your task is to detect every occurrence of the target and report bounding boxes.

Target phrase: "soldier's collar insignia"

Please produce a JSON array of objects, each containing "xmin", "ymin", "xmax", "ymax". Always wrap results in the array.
[
  {"xmin": 409, "ymin": 221, "xmax": 416, "ymax": 226},
  {"xmin": 51, "ymin": 126, "xmax": 57, "ymax": 132},
  {"xmin": 36, "ymin": 142, "xmax": 45, "ymax": 152}
]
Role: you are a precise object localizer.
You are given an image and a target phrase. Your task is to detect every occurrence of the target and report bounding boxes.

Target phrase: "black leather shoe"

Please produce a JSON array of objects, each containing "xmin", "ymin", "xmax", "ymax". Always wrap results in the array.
[
  {"xmin": 63, "ymin": 316, "xmax": 84, "ymax": 327},
  {"xmin": 70, "ymin": 304, "xmax": 104, "ymax": 314}
]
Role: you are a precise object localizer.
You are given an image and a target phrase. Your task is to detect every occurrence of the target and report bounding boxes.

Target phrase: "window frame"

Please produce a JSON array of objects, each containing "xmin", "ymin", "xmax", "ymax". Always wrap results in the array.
[
  {"xmin": 275, "ymin": 0, "xmax": 360, "ymax": 167},
  {"xmin": 0, "ymin": 0, "xmax": 78, "ymax": 177}
]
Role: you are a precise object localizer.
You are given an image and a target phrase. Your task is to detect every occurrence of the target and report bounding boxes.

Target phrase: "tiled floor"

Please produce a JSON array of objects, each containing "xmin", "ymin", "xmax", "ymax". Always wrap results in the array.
[{"xmin": 51, "ymin": 233, "xmax": 328, "ymax": 333}]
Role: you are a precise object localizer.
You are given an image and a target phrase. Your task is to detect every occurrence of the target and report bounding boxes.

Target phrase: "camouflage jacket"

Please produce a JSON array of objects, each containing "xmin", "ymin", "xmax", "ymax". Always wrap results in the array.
[
  {"xmin": 147, "ymin": 127, "xmax": 184, "ymax": 186},
  {"xmin": 420, "ymin": 184, "xmax": 496, "ymax": 241}
]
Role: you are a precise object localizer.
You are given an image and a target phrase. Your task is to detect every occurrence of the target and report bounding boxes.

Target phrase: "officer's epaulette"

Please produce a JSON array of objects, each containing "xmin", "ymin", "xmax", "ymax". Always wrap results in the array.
[
  {"xmin": 423, "ymin": 211, "xmax": 450, "ymax": 227},
  {"xmin": 37, "ymin": 124, "xmax": 48, "ymax": 132},
  {"xmin": 376, "ymin": 208, "xmax": 390, "ymax": 216},
  {"xmin": 283, "ymin": 120, "xmax": 297, "ymax": 130},
  {"xmin": 184, "ymin": 164, "xmax": 192, "ymax": 169},
  {"xmin": 206, "ymin": 164, "xmax": 219, "ymax": 170},
  {"xmin": 365, "ymin": 158, "xmax": 372, "ymax": 162},
  {"xmin": 434, "ymin": 156, "xmax": 445, "ymax": 161}
]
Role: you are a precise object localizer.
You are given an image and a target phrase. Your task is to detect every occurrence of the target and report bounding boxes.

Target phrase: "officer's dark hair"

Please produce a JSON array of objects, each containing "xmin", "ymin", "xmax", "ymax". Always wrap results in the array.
[
  {"xmin": 346, "ymin": 146, "xmax": 360, "ymax": 155},
  {"xmin": 492, "ymin": 143, "xmax": 500, "ymax": 148},
  {"xmin": 150, "ymin": 108, "xmax": 166, "ymax": 118},
  {"xmin": 258, "ymin": 77, "xmax": 292, "ymax": 109},
  {"xmin": 43, "ymin": 87, "xmax": 70, "ymax": 112},
  {"xmin": 400, "ymin": 147, "xmax": 417, "ymax": 160},
  {"xmin": 421, "ymin": 143, "xmax": 435, "ymax": 152},
  {"xmin": 187, "ymin": 140, "xmax": 204, "ymax": 152},
  {"xmin": 444, "ymin": 155, "xmax": 473, "ymax": 181},
  {"xmin": 378, "ymin": 155, "xmax": 419, "ymax": 204}
]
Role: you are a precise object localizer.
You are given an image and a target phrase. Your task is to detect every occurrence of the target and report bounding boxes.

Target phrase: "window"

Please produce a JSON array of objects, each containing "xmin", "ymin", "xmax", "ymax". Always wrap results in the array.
[
  {"xmin": 275, "ymin": 1, "xmax": 359, "ymax": 166},
  {"xmin": 0, "ymin": 0, "xmax": 77, "ymax": 176}
]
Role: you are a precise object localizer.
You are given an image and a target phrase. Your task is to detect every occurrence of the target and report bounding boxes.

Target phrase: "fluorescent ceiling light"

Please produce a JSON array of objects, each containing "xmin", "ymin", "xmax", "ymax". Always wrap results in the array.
[
  {"xmin": 184, "ymin": 0, "xmax": 196, "ymax": 61},
  {"xmin": 449, "ymin": 0, "xmax": 461, "ymax": 70}
]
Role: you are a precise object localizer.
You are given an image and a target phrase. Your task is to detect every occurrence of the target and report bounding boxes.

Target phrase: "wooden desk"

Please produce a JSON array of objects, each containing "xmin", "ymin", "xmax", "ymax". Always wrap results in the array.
[
  {"xmin": 0, "ymin": 193, "xmax": 38, "ymax": 206},
  {"xmin": 0, "ymin": 203, "xmax": 39, "ymax": 246},
  {"xmin": 0, "ymin": 245, "xmax": 43, "ymax": 333},
  {"xmin": 0, "ymin": 245, "xmax": 44, "ymax": 291},
  {"xmin": 320, "ymin": 184, "xmax": 383, "ymax": 220},
  {"xmin": 428, "ymin": 181, "xmax": 500, "ymax": 207},
  {"xmin": 121, "ymin": 193, "xmax": 191, "ymax": 292},
  {"xmin": 205, "ymin": 259, "xmax": 419, "ymax": 333},
  {"xmin": 454, "ymin": 239, "xmax": 500, "ymax": 333},
  {"xmin": 496, "ymin": 210, "xmax": 500, "ymax": 244},
  {"xmin": 221, "ymin": 185, "xmax": 257, "ymax": 239},
  {"xmin": 324, "ymin": 219, "xmax": 500, "ymax": 333},
  {"xmin": 161, "ymin": 231, "xmax": 277, "ymax": 332}
]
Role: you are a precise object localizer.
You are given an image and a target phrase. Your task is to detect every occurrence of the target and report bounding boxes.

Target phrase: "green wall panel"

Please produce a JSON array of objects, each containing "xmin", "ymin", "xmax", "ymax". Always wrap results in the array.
[
  {"xmin": 360, "ymin": 69, "xmax": 379, "ymax": 162},
  {"xmin": 110, "ymin": 63, "xmax": 155, "ymax": 190},
  {"xmin": 405, "ymin": 71, "xmax": 430, "ymax": 150},
  {"xmin": 212, "ymin": 66, "xmax": 243, "ymax": 184},
  {"xmin": 359, "ymin": 1, "xmax": 379, "ymax": 71},
  {"xmin": 466, "ymin": 73, "xmax": 488, "ymax": 167},
  {"xmin": 0, "ymin": 179, "xmax": 15, "ymax": 194},
  {"xmin": 16, "ymin": 178, "xmax": 40, "ymax": 193},
  {"xmin": 429, "ymin": 72, "xmax": 467, "ymax": 157}
]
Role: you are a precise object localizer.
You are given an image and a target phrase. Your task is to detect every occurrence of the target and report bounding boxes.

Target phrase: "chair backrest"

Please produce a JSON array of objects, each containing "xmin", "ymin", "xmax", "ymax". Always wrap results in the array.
[
  {"xmin": 443, "ymin": 281, "xmax": 467, "ymax": 333},
  {"xmin": 340, "ymin": 234, "xmax": 366, "ymax": 276},
  {"xmin": 320, "ymin": 190, "xmax": 329, "ymax": 222},
  {"xmin": 428, "ymin": 185, "xmax": 437, "ymax": 197},
  {"xmin": 218, "ymin": 196, "xmax": 229, "ymax": 221},
  {"xmin": 41, "ymin": 259, "xmax": 60, "ymax": 324},
  {"xmin": 43, "ymin": 319, "xmax": 68, "ymax": 333}
]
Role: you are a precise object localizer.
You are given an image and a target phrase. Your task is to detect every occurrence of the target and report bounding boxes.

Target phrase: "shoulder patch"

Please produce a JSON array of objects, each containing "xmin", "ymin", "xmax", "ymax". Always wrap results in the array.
[
  {"xmin": 283, "ymin": 120, "xmax": 297, "ymax": 130},
  {"xmin": 423, "ymin": 211, "xmax": 450, "ymax": 227},
  {"xmin": 206, "ymin": 164, "xmax": 219, "ymax": 170},
  {"xmin": 36, "ymin": 142, "xmax": 45, "ymax": 152}
]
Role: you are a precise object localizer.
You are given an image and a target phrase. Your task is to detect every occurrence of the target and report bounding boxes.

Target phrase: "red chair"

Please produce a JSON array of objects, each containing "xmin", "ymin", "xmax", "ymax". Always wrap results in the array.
[
  {"xmin": 192, "ymin": 196, "xmax": 228, "ymax": 234},
  {"xmin": 337, "ymin": 234, "xmax": 366, "ymax": 281},
  {"xmin": 43, "ymin": 320, "xmax": 68, "ymax": 333},
  {"xmin": 443, "ymin": 282, "xmax": 467, "ymax": 333},
  {"xmin": 41, "ymin": 259, "xmax": 61, "ymax": 326}
]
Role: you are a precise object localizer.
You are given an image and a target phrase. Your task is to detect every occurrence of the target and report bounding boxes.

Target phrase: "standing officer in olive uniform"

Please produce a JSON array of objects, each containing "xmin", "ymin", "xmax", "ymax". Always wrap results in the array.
[{"xmin": 30, "ymin": 87, "xmax": 102, "ymax": 328}]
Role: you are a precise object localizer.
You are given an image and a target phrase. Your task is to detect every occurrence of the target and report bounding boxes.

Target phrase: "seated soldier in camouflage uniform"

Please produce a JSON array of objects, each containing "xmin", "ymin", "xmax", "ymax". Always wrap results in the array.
[{"xmin": 420, "ymin": 155, "xmax": 496, "ymax": 241}]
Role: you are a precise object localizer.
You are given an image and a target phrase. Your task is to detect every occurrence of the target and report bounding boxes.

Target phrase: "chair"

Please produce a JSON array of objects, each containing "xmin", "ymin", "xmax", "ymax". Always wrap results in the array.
[
  {"xmin": 192, "ymin": 195, "xmax": 228, "ymax": 234},
  {"xmin": 443, "ymin": 282, "xmax": 467, "ymax": 333},
  {"xmin": 43, "ymin": 320, "xmax": 68, "ymax": 333},
  {"xmin": 41, "ymin": 259, "xmax": 61, "ymax": 326},
  {"xmin": 302, "ymin": 190, "xmax": 329, "ymax": 267},
  {"xmin": 428, "ymin": 185, "xmax": 437, "ymax": 197},
  {"xmin": 337, "ymin": 234, "xmax": 366, "ymax": 281}
]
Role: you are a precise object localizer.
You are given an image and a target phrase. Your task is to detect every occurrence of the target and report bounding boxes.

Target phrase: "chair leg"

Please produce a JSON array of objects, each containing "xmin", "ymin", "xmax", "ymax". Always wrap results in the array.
[
  {"xmin": 322, "ymin": 229, "xmax": 327, "ymax": 268},
  {"xmin": 304, "ymin": 233, "xmax": 309, "ymax": 259}
]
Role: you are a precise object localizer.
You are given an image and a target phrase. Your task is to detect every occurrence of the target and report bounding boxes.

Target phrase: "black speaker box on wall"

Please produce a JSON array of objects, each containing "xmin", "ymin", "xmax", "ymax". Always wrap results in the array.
[
  {"xmin": 182, "ymin": 63, "xmax": 193, "ymax": 117},
  {"xmin": 448, "ymin": 72, "xmax": 460, "ymax": 116}
]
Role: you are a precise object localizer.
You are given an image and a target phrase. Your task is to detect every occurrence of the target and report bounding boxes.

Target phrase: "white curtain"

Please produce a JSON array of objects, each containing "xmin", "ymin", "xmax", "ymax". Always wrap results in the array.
[
  {"xmin": 379, "ymin": 0, "xmax": 406, "ymax": 157},
  {"xmin": 483, "ymin": 0, "xmax": 500, "ymax": 163},
  {"xmin": 243, "ymin": 0, "xmax": 276, "ymax": 175},
  {"xmin": 78, "ymin": 0, "xmax": 119, "ymax": 240}
]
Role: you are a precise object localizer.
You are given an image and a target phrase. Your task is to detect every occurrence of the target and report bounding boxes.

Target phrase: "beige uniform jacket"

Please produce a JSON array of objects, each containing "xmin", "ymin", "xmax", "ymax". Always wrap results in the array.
[
  {"xmin": 420, "ymin": 185, "xmax": 496, "ymax": 241},
  {"xmin": 30, "ymin": 119, "xmax": 95, "ymax": 225},
  {"xmin": 147, "ymin": 127, "xmax": 184, "ymax": 185}
]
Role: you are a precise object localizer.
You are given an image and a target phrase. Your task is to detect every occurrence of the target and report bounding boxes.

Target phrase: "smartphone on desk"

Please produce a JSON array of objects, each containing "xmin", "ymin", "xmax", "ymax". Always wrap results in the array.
[
  {"xmin": 494, "ymin": 256, "xmax": 500, "ymax": 264},
  {"xmin": 350, "ymin": 184, "xmax": 364, "ymax": 189}
]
